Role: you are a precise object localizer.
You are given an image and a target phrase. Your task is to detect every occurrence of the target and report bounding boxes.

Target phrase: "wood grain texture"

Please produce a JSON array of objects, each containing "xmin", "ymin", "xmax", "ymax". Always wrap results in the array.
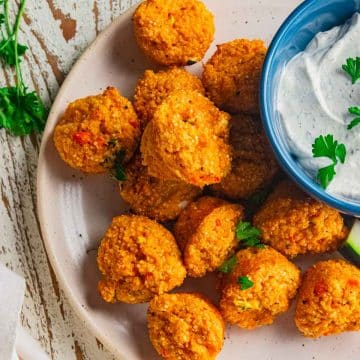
[{"xmin": 0, "ymin": 1, "xmax": 140, "ymax": 359}]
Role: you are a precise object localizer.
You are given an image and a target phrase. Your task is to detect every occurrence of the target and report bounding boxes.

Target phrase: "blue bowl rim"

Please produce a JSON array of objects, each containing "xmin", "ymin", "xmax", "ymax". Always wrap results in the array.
[{"xmin": 260, "ymin": 0, "xmax": 360, "ymax": 216}]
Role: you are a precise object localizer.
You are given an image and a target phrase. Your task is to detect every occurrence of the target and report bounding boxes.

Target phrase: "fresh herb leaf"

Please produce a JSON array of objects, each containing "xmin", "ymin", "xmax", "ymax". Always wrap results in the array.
[
  {"xmin": 312, "ymin": 134, "xmax": 347, "ymax": 189},
  {"xmin": 342, "ymin": 57, "xmax": 360, "ymax": 84},
  {"xmin": 0, "ymin": 0, "xmax": 47, "ymax": 136},
  {"xmin": 247, "ymin": 189, "xmax": 269, "ymax": 207},
  {"xmin": 218, "ymin": 255, "xmax": 237, "ymax": 274},
  {"xmin": 237, "ymin": 276, "xmax": 254, "ymax": 290},
  {"xmin": 348, "ymin": 106, "xmax": 360, "ymax": 130},
  {"xmin": 242, "ymin": 237, "xmax": 265, "ymax": 249},
  {"xmin": 114, "ymin": 150, "xmax": 127, "ymax": 181},
  {"xmin": 316, "ymin": 164, "xmax": 336, "ymax": 190},
  {"xmin": 236, "ymin": 221, "xmax": 261, "ymax": 240}
]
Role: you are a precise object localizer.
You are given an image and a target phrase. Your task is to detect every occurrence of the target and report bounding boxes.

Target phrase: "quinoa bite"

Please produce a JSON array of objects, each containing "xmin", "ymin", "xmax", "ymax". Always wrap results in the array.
[
  {"xmin": 97, "ymin": 215, "xmax": 186, "ymax": 304},
  {"xmin": 148, "ymin": 293, "xmax": 225, "ymax": 360},
  {"xmin": 140, "ymin": 90, "xmax": 232, "ymax": 187},
  {"xmin": 253, "ymin": 180, "xmax": 348, "ymax": 258},
  {"xmin": 219, "ymin": 246, "xmax": 301, "ymax": 329},
  {"xmin": 120, "ymin": 154, "xmax": 202, "ymax": 222},
  {"xmin": 211, "ymin": 114, "xmax": 279, "ymax": 199},
  {"xmin": 133, "ymin": 0, "xmax": 215, "ymax": 66},
  {"xmin": 133, "ymin": 67, "xmax": 205, "ymax": 127},
  {"xmin": 295, "ymin": 259, "xmax": 360, "ymax": 338},
  {"xmin": 53, "ymin": 87, "xmax": 141, "ymax": 173},
  {"xmin": 202, "ymin": 39, "xmax": 266, "ymax": 114},
  {"xmin": 174, "ymin": 196, "xmax": 244, "ymax": 277}
]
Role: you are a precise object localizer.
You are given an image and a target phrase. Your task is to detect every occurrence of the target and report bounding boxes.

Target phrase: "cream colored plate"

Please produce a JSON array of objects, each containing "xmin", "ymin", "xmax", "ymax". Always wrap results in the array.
[{"xmin": 37, "ymin": 1, "xmax": 360, "ymax": 359}]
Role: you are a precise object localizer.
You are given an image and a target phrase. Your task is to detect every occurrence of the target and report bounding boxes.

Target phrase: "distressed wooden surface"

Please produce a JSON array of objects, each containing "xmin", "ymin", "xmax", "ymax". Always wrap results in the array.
[{"xmin": 0, "ymin": 1, "xmax": 140, "ymax": 359}]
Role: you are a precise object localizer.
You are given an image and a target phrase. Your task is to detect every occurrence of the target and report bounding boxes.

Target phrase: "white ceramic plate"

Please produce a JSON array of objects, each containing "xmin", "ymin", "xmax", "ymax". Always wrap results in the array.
[{"xmin": 37, "ymin": 1, "xmax": 360, "ymax": 359}]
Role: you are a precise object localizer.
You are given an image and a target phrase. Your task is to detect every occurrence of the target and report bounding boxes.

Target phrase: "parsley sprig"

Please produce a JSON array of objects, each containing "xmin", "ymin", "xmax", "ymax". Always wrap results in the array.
[
  {"xmin": 0, "ymin": 0, "xmax": 47, "ymax": 136},
  {"xmin": 347, "ymin": 106, "xmax": 360, "ymax": 130},
  {"xmin": 114, "ymin": 150, "xmax": 127, "ymax": 181},
  {"xmin": 237, "ymin": 276, "xmax": 254, "ymax": 290},
  {"xmin": 342, "ymin": 57, "xmax": 360, "ymax": 84},
  {"xmin": 312, "ymin": 134, "xmax": 346, "ymax": 189},
  {"xmin": 236, "ymin": 221, "xmax": 264, "ymax": 248},
  {"xmin": 218, "ymin": 255, "xmax": 237, "ymax": 274}
]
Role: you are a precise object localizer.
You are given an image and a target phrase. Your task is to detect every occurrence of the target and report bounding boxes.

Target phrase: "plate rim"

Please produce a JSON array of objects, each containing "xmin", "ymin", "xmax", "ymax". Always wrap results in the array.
[{"xmin": 36, "ymin": 5, "xmax": 138, "ymax": 359}]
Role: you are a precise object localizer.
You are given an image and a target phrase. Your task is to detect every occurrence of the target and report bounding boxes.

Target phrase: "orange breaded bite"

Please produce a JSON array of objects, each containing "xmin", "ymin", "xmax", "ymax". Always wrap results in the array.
[
  {"xmin": 148, "ymin": 293, "xmax": 225, "ymax": 360},
  {"xmin": 211, "ymin": 115, "xmax": 279, "ymax": 199},
  {"xmin": 120, "ymin": 154, "xmax": 202, "ymax": 222},
  {"xmin": 174, "ymin": 196, "xmax": 243, "ymax": 277},
  {"xmin": 133, "ymin": 0, "xmax": 214, "ymax": 66},
  {"xmin": 133, "ymin": 67, "xmax": 205, "ymax": 127},
  {"xmin": 54, "ymin": 87, "xmax": 141, "ymax": 173},
  {"xmin": 253, "ymin": 180, "xmax": 348, "ymax": 258},
  {"xmin": 140, "ymin": 90, "xmax": 232, "ymax": 187},
  {"xmin": 219, "ymin": 247, "xmax": 301, "ymax": 329},
  {"xmin": 295, "ymin": 259, "xmax": 360, "ymax": 338},
  {"xmin": 97, "ymin": 215, "xmax": 186, "ymax": 304},
  {"xmin": 202, "ymin": 39, "xmax": 266, "ymax": 114}
]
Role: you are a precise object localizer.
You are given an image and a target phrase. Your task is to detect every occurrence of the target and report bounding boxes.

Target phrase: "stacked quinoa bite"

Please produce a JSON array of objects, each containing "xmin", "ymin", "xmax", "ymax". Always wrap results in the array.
[{"xmin": 52, "ymin": 1, "xmax": 358, "ymax": 359}]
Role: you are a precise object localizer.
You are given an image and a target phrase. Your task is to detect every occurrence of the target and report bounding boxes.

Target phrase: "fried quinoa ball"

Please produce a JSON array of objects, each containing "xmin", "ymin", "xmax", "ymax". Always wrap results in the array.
[
  {"xmin": 120, "ymin": 154, "xmax": 202, "ymax": 222},
  {"xmin": 174, "ymin": 196, "xmax": 243, "ymax": 277},
  {"xmin": 148, "ymin": 293, "xmax": 225, "ymax": 360},
  {"xmin": 211, "ymin": 115, "xmax": 279, "ymax": 199},
  {"xmin": 133, "ymin": 67, "xmax": 205, "ymax": 127},
  {"xmin": 140, "ymin": 90, "xmax": 232, "ymax": 187},
  {"xmin": 133, "ymin": 0, "xmax": 215, "ymax": 66},
  {"xmin": 253, "ymin": 180, "xmax": 348, "ymax": 258},
  {"xmin": 202, "ymin": 39, "xmax": 267, "ymax": 114},
  {"xmin": 54, "ymin": 87, "xmax": 141, "ymax": 173},
  {"xmin": 295, "ymin": 259, "xmax": 360, "ymax": 338},
  {"xmin": 97, "ymin": 215, "xmax": 186, "ymax": 304},
  {"xmin": 219, "ymin": 247, "xmax": 301, "ymax": 329}
]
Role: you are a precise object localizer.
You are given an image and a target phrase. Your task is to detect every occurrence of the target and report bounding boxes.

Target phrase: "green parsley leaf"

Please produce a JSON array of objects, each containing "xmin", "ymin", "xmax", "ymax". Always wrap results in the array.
[
  {"xmin": 0, "ymin": 87, "xmax": 47, "ymax": 135},
  {"xmin": 342, "ymin": 57, "xmax": 360, "ymax": 84},
  {"xmin": 114, "ymin": 150, "xmax": 127, "ymax": 181},
  {"xmin": 348, "ymin": 107, "xmax": 360, "ymax": 130},
  {"xmin": 316, "ymin": 164, "xmax": 336, "ymax": 189},
  {"xmin": 0, "ymin": 13, "xmax": 4, "ymax": 24},
  {"xmin": 218, "ymin": 255, "xmax": 237, "ymax": 274},
  {"xmin": 236, "ymin": 221, "xmax": 261, "ymax": 240},
  {"xmin": 237, "ymin": 276, "xmax": 254, "ymax": 290},
  {"xmin": 312, "ymin": 134, "xmax": 347, "ymax": 189},
  {"xmin": 0, "ymin": 39, "xmax": 27, "ymax": 66}
]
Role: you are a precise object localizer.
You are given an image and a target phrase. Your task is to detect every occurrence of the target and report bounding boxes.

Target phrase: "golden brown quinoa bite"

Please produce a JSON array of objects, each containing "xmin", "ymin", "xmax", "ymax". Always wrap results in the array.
[
  {"xmin": 53, "ymin": 87, "xmax": 141, "ymax": 173},
  {"xmin": 295, "ymin": 259, "xmax": 360, "ymax": 338},
  {"xmin": 148, "ymin": 293, "xmax": 225, "ymax": 360},
  {"xmin": 140, "ymin": 90, "xmax": 232, "ymax": 187},
  {"xmin": 211, "ymin": 114, "xmax": 279, "ymax": 199},
  {"xmin": 202, "ymin": 39, "xmax": 267, "ymax": 114},
  {"xmin": 133, "ymin": 67, "xmax": 205, "ymax": 127},
  {"xmin": 133, "ymin": 0, "xmax": 215, "ymax": 66},
  {"xmin": 253, "ymin": 180, "xmax": 348, "ymax": 258},
  {"xmin": 120, "ymin": 154, "xmax": 202, "ymax": 222},
  {"xmin": 174, "ymin": 196, "xmax": 243, "ymax": 277},
  {"xmin": 219, "ymin": 247, "xmax": 301, "ymax": 329},
  {"xmin": 97, "ymin": 215, "xmax": 186, "ymax": 304}
]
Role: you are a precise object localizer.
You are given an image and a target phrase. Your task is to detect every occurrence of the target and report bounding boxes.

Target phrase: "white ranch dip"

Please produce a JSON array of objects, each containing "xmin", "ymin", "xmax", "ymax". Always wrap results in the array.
[{"xmin": 277, "ymin": 13, "xmax": 360, "ymax": 202}]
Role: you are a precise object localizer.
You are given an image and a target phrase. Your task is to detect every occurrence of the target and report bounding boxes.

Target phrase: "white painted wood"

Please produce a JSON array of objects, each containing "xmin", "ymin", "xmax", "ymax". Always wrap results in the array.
[{"xmin": 0, "ymin": 1, "xmax": 140, "ymax": 358}]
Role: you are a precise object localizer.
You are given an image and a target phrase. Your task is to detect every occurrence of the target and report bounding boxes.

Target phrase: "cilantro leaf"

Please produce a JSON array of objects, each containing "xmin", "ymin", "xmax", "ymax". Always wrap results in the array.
[
  {"xmin": 114, "ymin": 150, "xmax": 127, "ymax": 181},
  {"xmin": 218, "ymin": 255, "xmax": 237, "ymax": 274},
  {"xmin": 237, "ymin": 276, "xmax": 254, "ymax": 290},
  {"xmin": 342, "ymin": 57, "xmax": 360, "ymax": 84},
  {"xmin": 0, "ymin": 13, "xmax": 4, "ymax": 25},
  {"xmin": 0, "ymin": 39, "xmax": 27, "ymax": 66},
  {"xmin": 312, "ymin": 134, "xmax": 347, "ymax": 189},
  {"xmin": 348, "ymin": 107, "xmax": 360, "ymax": 130},
  {"xmin": 236, "ymin": 222, "xmax": 261, "ymax": 240}
]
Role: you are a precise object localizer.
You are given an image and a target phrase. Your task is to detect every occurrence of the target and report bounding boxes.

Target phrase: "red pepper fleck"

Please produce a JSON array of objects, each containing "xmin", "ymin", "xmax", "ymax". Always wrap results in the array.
[
  {"xmin": 216, "ymin": 219, "xmax": 221, "ymax": 227},
  {"xmin": 73, "ymin": 131, "xmax": 92, "ymax": 145},
  {"xmin": 314, "ymin": 281, "xmax": 328, "ymax": 297},
  {"xmin": 348, "ymin": 279, "xmax": 359, "ymax": 287}
]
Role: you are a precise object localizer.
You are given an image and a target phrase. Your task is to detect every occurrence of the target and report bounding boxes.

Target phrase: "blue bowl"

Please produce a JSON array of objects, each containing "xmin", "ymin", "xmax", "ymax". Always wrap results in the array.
[{"xmin": 261, "ymin": 0, "xmax": 360, "ymax": 216}]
